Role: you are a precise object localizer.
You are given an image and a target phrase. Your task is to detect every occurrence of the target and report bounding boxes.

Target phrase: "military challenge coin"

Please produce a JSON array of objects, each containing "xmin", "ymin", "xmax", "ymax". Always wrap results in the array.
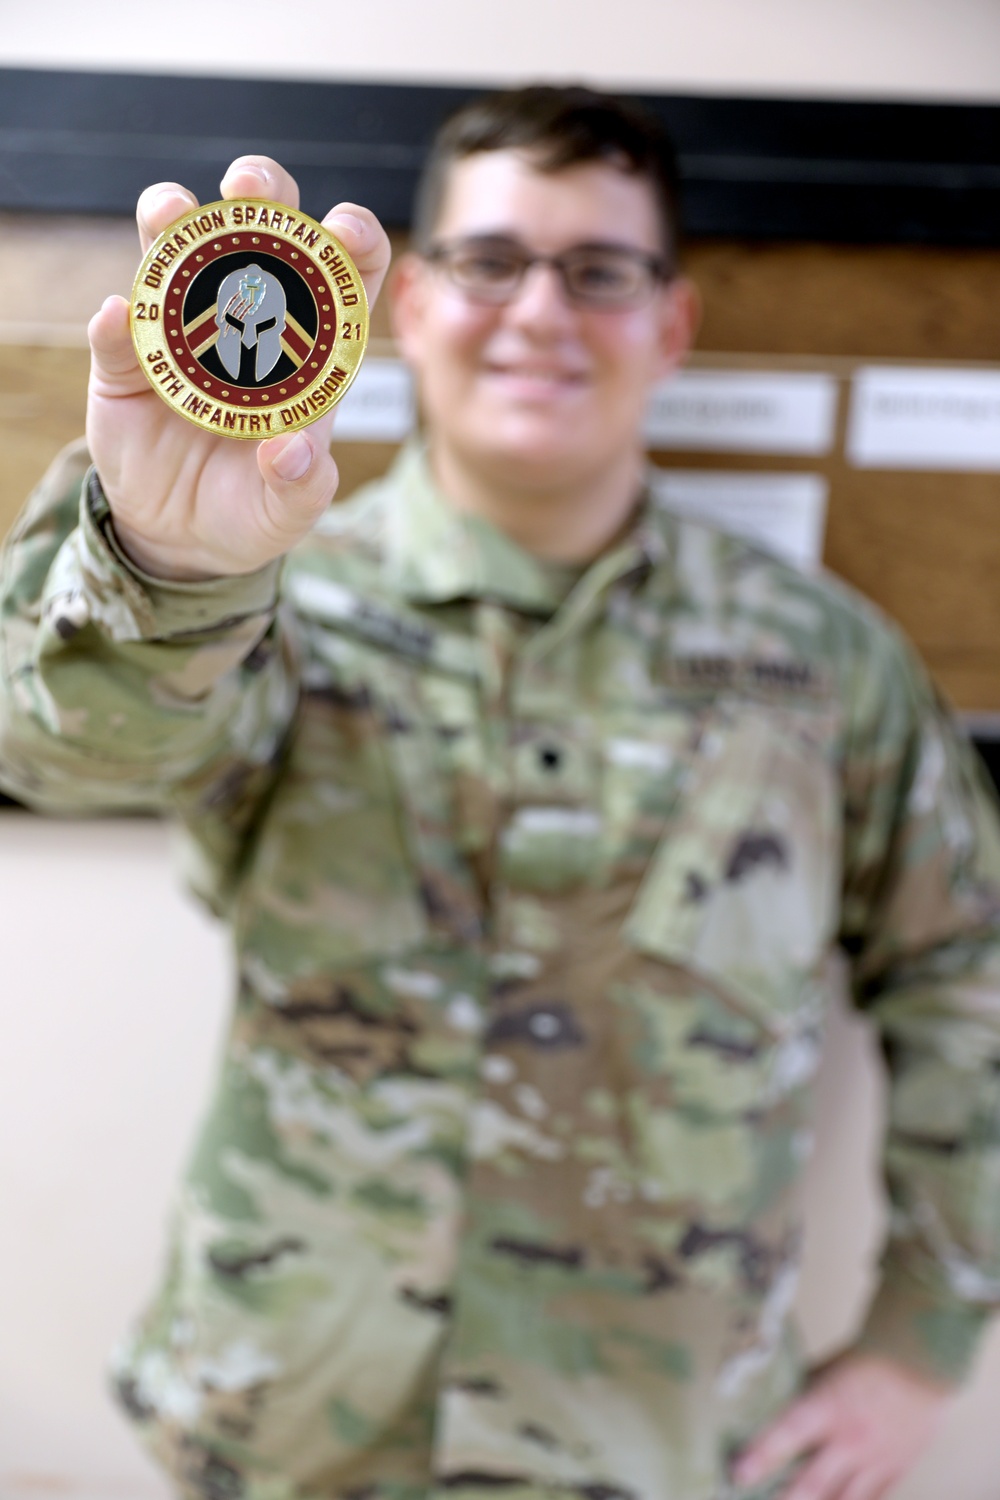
[{"xmin": 130, "ymin": 198, "xmax": 369, "ymax": 439}]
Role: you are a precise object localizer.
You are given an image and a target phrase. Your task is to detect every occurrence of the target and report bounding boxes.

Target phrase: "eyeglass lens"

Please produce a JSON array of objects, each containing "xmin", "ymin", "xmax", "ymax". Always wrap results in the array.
[{"xmin": 431, "ymin": 240, "xmax": 663, "ymax": 307}]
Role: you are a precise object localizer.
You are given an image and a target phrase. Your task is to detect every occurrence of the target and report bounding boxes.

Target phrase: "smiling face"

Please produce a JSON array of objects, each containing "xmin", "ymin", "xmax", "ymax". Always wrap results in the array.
[{"xmin": 392, "ymin": 149, "xmax": 696, "ymax": 498}]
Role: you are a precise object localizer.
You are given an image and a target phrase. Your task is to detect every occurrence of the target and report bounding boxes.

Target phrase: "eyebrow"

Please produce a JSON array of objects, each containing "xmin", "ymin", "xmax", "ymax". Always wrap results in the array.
[{"xmin": 440, "ymin": 232, "xmax": 661, "ymax": 256}]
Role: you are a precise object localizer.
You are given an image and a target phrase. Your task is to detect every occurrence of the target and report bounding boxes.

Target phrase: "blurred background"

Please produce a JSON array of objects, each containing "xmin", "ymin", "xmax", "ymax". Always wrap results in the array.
[{"xmin": 1, "ymin": 3, "xmax": 1000, "ymax": 1497}]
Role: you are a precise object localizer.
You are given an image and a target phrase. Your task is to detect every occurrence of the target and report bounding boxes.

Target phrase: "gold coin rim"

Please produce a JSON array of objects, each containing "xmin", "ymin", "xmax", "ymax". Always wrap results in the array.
[{"xmin": 129, "ymin": 198, "xmax": 369, "ymax": 440}]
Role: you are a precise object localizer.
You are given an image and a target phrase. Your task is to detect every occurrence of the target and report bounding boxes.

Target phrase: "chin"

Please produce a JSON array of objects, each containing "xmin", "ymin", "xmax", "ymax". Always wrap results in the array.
[
  {"xmin": 478, "ymin": 435, "xmax": 597, "ymax": 489},
  {"xmin": 474, "ymin": 413, "xmax": 591, "ymax": 471}
]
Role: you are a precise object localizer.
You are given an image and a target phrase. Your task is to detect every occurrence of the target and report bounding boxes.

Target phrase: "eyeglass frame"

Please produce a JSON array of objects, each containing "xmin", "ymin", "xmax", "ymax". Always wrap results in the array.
[{"xmin": 420, "ymin": 235, "xmax": 672, "ymax": 309}]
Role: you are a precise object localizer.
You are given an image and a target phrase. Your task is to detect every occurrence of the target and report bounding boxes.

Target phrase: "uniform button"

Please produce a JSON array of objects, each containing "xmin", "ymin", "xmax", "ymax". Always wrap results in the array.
[
  {"xmin": 538, "ymin": 745, "xmax": 562, "ymax": 771},
  {"xmin": 48, "ymin": 590, "xmax": 91, "ymax": 639},
  {"xmin": 529, "ymin": 1011, "xmax": 561, "ymax": 1040}
]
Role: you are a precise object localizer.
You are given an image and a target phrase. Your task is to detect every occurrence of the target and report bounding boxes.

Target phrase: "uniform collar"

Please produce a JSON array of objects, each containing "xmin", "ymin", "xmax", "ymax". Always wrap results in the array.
[{"xmin": 383, "ymin": 442, "xmax": 668, "ymax": 613}]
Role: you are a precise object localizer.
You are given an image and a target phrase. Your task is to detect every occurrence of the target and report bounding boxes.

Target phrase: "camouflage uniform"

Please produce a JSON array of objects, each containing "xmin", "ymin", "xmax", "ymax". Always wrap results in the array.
[{"xmin": 3, "ymin": 438, "xmax": 1000, "ymax": 1500}]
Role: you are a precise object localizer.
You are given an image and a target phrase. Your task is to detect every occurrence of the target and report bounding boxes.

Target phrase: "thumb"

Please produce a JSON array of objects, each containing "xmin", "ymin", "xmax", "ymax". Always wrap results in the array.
[{"xmin": 256, "ymin": 421, "xmax": 341, "ymax": 545}]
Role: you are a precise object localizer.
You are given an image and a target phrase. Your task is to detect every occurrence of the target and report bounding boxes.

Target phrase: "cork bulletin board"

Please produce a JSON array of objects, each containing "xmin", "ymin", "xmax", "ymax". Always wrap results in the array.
[{"xmin": 2, "ymin": 72, "xmax": 999, "ymax": 712}]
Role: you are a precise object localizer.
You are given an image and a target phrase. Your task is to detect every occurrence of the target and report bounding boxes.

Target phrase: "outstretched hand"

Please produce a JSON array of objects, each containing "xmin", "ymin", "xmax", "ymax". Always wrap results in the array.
[
  {"xmin": 86, "ymin": 156, "xmax": 391, "ymax": 582},
  {"xmin": 732, "ymin": 1353, "xmax": 952, "ymax": 1500}
]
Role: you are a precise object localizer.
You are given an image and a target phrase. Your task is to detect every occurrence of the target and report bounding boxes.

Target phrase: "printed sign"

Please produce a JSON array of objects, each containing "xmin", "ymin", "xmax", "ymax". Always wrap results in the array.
[
  {"xmin": 650, "ymin": 469, "xmax": 828, "ymax": 570},
  {"xmin": 644, "ymin": 370, "xmax": 838, "ymax": 455},
  {"xmin": 329, "ymin": 360, "xmax": 841, "ymax": 457},
  {"xmin": 847, "ymin": 366, "xmax": 1000, "ymax": 471},
  {"xmin": 333, "ymin": 357, "xmax": 416, "ymax": 441}
]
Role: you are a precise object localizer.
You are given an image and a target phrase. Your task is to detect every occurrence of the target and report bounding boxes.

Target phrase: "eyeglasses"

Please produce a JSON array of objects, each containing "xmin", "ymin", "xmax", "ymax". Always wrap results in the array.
[{"xmin": 423, "ymin": 236, "xmax": 669, "ymax": 309}]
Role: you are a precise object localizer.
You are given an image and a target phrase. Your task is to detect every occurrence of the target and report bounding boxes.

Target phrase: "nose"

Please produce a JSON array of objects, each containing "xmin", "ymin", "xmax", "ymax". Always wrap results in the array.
[{"xmin": 505, "ymin": 260, "xmax": 576, "ymax": 329}]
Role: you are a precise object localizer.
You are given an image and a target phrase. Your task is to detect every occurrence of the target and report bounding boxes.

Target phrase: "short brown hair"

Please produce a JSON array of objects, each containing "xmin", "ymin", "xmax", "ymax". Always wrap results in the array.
[{"xmin": 412, "ymin": 84, "xmax": 682, "ymax": 274}]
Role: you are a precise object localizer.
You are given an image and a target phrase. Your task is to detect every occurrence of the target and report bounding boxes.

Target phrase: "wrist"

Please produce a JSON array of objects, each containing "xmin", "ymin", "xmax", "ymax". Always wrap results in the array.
[
  {"xmin": 856, "ymin": 1254, "xmax": 990, "ymax": 1387},
  {"xmin": 109, "ymin": 517, "xmax": 225, "ymax": 583}
]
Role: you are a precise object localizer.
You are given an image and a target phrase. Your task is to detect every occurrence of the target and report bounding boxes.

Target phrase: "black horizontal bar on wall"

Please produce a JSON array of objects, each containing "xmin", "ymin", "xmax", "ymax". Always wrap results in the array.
[{"xmin": 1, "ymin": 66, "xmax": 999, "ymax": 243}]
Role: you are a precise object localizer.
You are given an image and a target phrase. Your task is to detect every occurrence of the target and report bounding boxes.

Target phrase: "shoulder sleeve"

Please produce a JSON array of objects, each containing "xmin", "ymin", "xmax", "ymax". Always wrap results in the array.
[
  {"xmin": 0, "ymin": 442, "xmax": 298, "ymax": 908},
  {"xmin": 838, "ymin": 609, "xmax": 1000, "ymax": 1384}
]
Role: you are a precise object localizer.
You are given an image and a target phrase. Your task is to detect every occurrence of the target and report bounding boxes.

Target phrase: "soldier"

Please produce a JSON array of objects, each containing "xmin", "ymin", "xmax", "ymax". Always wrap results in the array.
[{"xmin": 2, "ymin": 85, "xmax": 999, "ymax": 1500}]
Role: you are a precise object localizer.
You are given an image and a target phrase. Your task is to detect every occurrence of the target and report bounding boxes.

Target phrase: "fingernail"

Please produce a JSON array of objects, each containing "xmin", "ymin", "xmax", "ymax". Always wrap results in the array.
[
  {"xmin": 328, "ymin": 213, "xmax": 365, "ymax": 241},
  {"xmin": 226, "ymin": 161, "xmax": 267, "ymax": 187},
  {"xmin": 271, "ymin": 433, "xmax": 312, "ymax": 481},
  {"xmin": 153, "ymin": 187, "xmax": 190, "ymax": 214}
]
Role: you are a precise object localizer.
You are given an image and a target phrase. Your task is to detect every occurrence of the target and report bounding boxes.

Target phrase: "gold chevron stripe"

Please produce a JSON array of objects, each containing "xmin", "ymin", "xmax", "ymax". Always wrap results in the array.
[
  {"xmin": 279, "ymin": 336, "xmax": 306, "ymax": 369},
  {"xmin": 285, "ymin": 310, "xmax": 313, "ymax": 347},
  {"xmin": 190, "ymin": 328, "xmax": 219, "ymax": 357}
]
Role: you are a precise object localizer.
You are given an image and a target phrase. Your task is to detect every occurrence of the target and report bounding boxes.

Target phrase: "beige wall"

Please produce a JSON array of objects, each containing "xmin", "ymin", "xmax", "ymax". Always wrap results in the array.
[
  {"xmin": 0, "ymin": 819, "xmax": 230, "ymax": 1500},
  {"xmin": 2, "ymin": 4, "xmax": 1000, "ymax": 1497},
  {"xmin": 2, "ymin": 0, "xmax": 1000, "ymax": 99}
]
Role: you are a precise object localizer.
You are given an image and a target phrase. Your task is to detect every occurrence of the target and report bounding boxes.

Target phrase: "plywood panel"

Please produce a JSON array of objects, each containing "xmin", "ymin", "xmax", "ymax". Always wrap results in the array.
[
  {"xmin": 691, "ymin": 241, "xmax": 1000, "ymax": 361},
  {"xmin": 0, "ymin": 344, "xmax": 91, "ymax": 539}
]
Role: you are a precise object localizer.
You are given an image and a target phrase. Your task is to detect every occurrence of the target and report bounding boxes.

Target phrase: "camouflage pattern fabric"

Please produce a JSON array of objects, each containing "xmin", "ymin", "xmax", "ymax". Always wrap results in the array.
[{"xmin": 2, "ymin": 439, "xmax": 1000, "ymax": 1500}]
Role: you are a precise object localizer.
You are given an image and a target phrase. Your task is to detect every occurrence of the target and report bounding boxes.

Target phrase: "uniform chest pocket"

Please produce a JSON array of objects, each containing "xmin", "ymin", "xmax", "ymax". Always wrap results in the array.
[{"xmin": 623, "ymin": 707, "xmax": 841, "ymax": 1036}]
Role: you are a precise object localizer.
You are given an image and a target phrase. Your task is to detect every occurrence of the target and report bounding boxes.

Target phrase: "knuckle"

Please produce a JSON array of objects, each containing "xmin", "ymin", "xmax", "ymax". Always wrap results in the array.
[
  {"xmin": 784, "ymin": 1409, "xmax": 817, "ymax": 1442},
  {"xmin": 803, "ymin": 1392, "xmax": 833, "ymax": 1427}
]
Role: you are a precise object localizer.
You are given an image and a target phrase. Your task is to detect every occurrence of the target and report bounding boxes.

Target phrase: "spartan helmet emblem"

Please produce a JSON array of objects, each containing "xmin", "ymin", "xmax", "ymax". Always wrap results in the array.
[{"xmin": 215, "ymin": 263, "xmax": 287, "ymax": 381}]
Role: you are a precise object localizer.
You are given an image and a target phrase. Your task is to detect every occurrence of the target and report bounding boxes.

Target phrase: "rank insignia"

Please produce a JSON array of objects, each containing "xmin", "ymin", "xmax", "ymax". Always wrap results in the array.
[{"xmin": 129, "ymin": 198, "xmax": 369, "ymax": 439}]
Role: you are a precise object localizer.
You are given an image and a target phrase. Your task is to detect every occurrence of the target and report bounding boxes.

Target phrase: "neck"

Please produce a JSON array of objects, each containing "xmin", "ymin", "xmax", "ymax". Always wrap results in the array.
[{"xmin": 428, "ymin": 441, "xmax": 646, "ymax": 563}]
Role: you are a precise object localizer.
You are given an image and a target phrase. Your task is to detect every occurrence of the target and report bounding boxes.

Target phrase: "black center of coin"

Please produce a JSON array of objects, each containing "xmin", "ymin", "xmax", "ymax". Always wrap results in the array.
[{"xmin": 182, "ymin": 251, "xmax": 318, "ymax": 390}]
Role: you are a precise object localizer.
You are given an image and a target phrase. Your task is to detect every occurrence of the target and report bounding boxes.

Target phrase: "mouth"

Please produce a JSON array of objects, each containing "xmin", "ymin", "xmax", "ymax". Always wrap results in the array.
[{"xmin": 484, "ymin": 361, "xmax": 589, "ymax": 397}]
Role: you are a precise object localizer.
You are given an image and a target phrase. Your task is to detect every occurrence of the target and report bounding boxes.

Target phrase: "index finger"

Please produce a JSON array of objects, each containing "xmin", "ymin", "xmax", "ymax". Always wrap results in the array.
[
  {"xmin": 136, "ymin": 181, "xmax": 200, "ymax": 255},
  {"xmin": 220, "ymin": 155, "xmax": 301, "ymax": 212}
]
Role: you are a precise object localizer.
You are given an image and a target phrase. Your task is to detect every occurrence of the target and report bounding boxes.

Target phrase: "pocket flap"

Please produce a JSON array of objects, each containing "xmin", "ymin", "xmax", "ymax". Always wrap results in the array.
[{"xmin": 624, "ymin": 710, "xmax": 838, "ymax": 1033}]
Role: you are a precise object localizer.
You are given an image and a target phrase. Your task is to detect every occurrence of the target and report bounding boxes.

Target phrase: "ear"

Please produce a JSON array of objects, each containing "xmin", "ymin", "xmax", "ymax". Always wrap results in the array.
[
  {"xmin": 389, "ymin": 251, "xmax": 432, "ymax": 368},
  {"xmin": 654, "ymin": 275, "xmax": 700, "ymax": 380}
]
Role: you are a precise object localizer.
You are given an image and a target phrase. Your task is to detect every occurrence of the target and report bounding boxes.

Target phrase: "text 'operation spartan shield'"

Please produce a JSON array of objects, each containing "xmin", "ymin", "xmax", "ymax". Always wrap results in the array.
[{"xmin": 130, "ymin": 198, "xmax": 369, "ymax": 439}]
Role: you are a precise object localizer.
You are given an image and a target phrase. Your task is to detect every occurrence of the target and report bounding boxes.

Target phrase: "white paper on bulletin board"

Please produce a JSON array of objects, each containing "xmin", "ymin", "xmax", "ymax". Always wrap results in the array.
[
  {"xmin": 644, "ymin": 370, "xmax": 838, "ymax": 455},
  {"xmin": 847, "ymin": 366, "xmax": 1000, "ymax": 471},
  {"xmin": 649, "ymin": 469, "xmax": 828, "ymax": 570},
  {"xmin": 331, "ymin": 361, "xmax": 841, "ymax": 461},
  {"xmin": 333, "ymin": 357, "xmax": 416, "ymax": 441}
]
